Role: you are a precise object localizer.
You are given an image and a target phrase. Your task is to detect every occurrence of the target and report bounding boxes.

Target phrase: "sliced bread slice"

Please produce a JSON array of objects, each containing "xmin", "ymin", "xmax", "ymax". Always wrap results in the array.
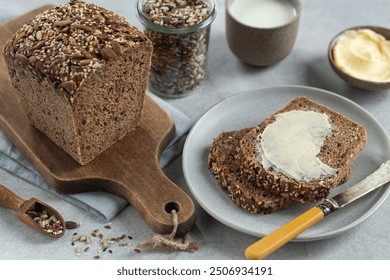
[
  {"xmin": 208, "ymin": 128, "xmax": 297, "ymax": 214},
  {"xmin": 238, "ymin": 96, "xmax": 367, "ymax": 203}
]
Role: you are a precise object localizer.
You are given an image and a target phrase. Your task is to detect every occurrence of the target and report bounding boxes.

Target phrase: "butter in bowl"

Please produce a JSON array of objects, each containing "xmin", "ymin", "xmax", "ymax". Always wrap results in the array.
[{"xmin": 328, "ymin": 26, "xmax": 390, "ymax": 91}]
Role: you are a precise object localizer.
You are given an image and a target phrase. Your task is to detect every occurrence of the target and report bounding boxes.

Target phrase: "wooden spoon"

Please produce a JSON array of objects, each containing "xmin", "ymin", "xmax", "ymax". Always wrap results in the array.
[{"xmin": 0, "ymin": 183, "xmax": 65, "ymax": 238}]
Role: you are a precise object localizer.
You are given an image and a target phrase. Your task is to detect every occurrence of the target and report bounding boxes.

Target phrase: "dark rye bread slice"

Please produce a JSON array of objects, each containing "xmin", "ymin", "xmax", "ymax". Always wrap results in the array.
[
  {"xmin": 208, "ymin": 128, "xmax": 297, "ymax": 214},
  {"xmin": 238, "ymin": 96, "xmax": 367, "ymax": 203}
]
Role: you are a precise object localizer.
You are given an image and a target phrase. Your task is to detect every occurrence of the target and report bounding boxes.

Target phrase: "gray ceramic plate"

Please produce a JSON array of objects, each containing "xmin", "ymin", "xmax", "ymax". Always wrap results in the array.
[{"xmin": 182, "ymin": 85, "xmax": 390, "ymax": 241}]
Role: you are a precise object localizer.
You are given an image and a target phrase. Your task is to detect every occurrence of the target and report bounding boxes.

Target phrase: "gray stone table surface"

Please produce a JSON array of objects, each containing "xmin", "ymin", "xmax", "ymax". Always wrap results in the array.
[{"xmin": 0, "ymin": 0, "xmax": 390, "ymax": 260}]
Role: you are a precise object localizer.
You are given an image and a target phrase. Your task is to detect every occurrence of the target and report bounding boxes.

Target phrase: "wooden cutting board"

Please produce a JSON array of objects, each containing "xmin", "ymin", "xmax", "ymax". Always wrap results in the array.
[{"xmin": 0, "ymin": 6, "xmax": 196, "ymax": 235}]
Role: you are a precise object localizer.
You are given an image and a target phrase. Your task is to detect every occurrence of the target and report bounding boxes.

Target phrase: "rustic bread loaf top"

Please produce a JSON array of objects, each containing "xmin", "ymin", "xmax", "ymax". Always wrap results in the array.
[{"xmin": 3, "ymin": 0, "xmax": 148, "ymax": 104}]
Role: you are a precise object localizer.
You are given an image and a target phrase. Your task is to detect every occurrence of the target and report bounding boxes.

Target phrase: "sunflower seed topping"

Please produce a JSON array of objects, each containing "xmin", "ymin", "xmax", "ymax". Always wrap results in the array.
[{"xmin": 4, "ymin": 0, "xmax": 147, "ymax": 104}]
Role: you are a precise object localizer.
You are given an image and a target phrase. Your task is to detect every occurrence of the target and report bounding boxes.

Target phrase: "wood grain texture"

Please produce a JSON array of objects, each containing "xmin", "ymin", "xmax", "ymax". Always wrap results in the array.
[
  {"xmin": 0, "ymin": 6, "xmax": 196, "ymax": 235},
  {"xmin": 0, "ymin": 183, "xmax": 25, "ymax": 211}
]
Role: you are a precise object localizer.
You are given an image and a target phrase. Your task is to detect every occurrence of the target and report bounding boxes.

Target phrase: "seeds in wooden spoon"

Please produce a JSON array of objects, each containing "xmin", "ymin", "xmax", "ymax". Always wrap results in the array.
[{"xmin": 28, "ymin": 210, "xmax": 64, "ymax": 236}]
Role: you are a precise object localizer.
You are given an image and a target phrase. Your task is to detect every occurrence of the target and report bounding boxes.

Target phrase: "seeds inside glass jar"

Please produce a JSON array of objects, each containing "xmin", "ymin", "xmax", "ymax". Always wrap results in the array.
[{"xmin": 137, "ymin": 0, "xmax": 216, "ymax": 97}]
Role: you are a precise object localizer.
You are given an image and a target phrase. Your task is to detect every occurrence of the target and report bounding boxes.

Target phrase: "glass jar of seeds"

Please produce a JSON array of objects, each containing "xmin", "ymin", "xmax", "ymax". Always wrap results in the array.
[{"xmin": 136, "ymin": 0, "xmax": 216, "ymax": 98}]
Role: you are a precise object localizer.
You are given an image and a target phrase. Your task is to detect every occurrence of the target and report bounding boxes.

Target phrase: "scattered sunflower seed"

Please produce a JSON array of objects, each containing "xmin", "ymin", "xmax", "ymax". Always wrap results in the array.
[
  {"xmin": 69, "ymin": 223, "xmax": 135, "ymax": 258},
  {"xmin": 118, "ymin": 240, "xmax": 129, "ymax": 247},
  {"xmin": 72, "ymin": 234, "xmax": 81, "ymax": 242},
  {"xmin": 65, "ymin": 221, "xmax": 80, "ymax": 229},
  {"xmin": 102, "ymin": 239, "xmax": 109, "ymax": 249}
]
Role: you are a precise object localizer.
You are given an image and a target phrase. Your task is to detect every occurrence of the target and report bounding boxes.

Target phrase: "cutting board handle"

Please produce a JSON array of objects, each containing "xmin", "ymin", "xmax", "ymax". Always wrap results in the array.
[{"xmin": 109, "ymin": 163, "xmax": 196, "ymax": 236}]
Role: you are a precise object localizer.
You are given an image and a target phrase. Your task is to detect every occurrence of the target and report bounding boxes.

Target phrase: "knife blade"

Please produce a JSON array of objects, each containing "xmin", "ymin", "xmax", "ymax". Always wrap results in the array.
[{"xmin": 245, "ymin": 160, "xmax": 390, "ymax": 260}]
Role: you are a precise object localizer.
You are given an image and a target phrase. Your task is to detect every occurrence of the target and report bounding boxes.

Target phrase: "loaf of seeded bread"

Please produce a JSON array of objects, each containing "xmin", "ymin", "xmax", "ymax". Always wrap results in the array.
[
  {"xmin": 3, "ymin": 0, "xmax": 153, "ymax": 165},
  {"xmin": 208, "ymin": 128, "xmax": 297, "ymax": 214},
  {"xmin": 238, "ymin": 96, "xmax": 367, "ymax": 203}
]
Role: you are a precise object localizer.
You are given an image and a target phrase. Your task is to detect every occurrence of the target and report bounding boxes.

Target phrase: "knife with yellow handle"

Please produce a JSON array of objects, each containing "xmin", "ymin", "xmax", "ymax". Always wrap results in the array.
[{"xmin": 245, "ymin": 160, "xmax": 390, "ymax": 260}]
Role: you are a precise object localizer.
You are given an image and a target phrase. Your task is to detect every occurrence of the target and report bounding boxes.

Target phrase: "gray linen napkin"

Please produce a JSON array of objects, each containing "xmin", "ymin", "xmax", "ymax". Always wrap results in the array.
[{"xmin": 0, "ymin": 93, "xmax": 193, "ymax": 221}]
